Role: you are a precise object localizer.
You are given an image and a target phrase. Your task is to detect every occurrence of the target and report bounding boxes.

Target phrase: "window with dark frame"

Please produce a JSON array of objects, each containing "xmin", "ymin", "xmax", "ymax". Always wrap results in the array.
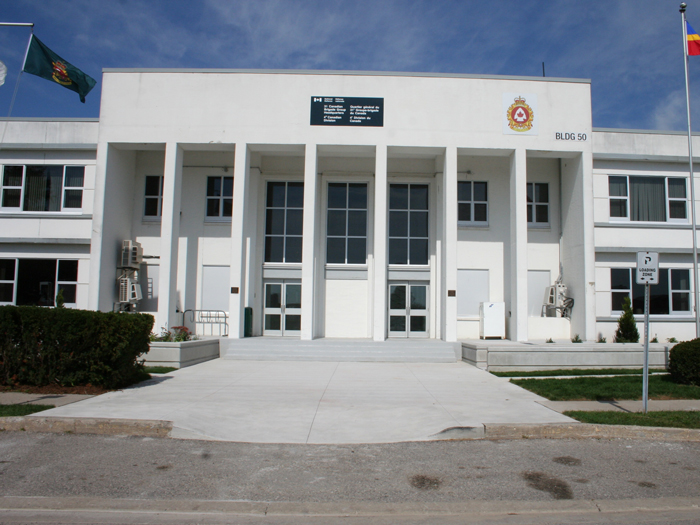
[
  {"xmin": 1, "ymin": 165, "xmax": 85, "ymax": 212},
  {"xmin": 264, "ymin": 181, "xmax": 304, "ymax": 263},
  {"xmin": 457, "ymin": 181, "xmax": 488, "ymax": 225},
  {"xmin": 611, "ymin": 267, "xmax": 690, "ymax": 315},
  {"xmin": 388, "ymin": 183, "xmax": 429, "ymax": 265},
  {"xmin": 326, "ymin": 182, "xmax": 368, "ymax": 264},
  {"xmin": 206, "ymin": 176, "xmax": 233, "ymax": 219}
]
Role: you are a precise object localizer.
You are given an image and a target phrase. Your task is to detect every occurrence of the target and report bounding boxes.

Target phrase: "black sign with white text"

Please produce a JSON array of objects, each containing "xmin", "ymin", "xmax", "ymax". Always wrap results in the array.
[{"xmin": 310, "ymin": 97, "xmax": 384, "ymax": 127}]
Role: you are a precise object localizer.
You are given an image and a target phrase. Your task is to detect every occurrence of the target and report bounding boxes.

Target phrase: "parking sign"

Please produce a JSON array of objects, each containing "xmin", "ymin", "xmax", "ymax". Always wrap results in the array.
[{"xmin": 636, "ymin": 252, "xmax": 659, "ymax": 285}]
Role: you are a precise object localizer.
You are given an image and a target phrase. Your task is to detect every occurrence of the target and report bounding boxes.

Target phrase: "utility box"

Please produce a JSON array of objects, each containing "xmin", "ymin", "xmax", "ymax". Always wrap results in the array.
[
  {"xmin": 480, "ymin": 302, "xmax": 505, "ymax": 339},
  {"xmin": 244, "ymin": 307, "xmax": 253, "ymax": 338}
]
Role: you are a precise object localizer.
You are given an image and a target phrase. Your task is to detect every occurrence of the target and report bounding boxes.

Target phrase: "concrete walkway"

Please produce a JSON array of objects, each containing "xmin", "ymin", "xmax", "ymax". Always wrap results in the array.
[
  {"xmin": 0, "ymin": 393, "xmax": 93, "ymax": 407},
  {"xmin": 37, "ymin": 360, "xmax": 573, "ymax": 444}
]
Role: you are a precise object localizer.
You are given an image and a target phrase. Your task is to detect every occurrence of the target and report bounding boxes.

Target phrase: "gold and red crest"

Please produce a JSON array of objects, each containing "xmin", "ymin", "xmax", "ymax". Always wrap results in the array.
[
  {"xmin": 506, "ymin": 96, "xmax": 534, "ymax": 132},
  {"xmin": 51, "ymin": 61, "xmax": 72, "ymax": 86}
]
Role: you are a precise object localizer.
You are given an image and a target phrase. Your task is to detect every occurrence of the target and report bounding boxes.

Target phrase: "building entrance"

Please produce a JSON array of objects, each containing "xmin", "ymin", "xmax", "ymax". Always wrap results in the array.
[
  {"xmin": 388, "ymin": 282, "xmax": 429, "ymax": 338},
  {"xmin": 263, "ymin": 280, "xmax": 301, "ymax": 336}
]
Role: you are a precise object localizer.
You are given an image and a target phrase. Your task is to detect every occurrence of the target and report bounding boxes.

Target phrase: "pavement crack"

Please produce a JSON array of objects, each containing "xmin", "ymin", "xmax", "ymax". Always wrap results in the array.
[{"xmin": 305, "ymin": 362, "xmax": 339, "ymax": 444}]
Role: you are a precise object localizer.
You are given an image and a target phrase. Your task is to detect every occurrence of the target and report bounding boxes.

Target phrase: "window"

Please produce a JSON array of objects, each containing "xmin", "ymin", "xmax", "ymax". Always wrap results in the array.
[
  {"xmin": 326, "ymin": 182, "xmax": 368, "ymax": 264},
  {"xmin": 611, "ymin": 268, "xmax": 691, "ymax": 315},
  {"xmin": 389, "ymin": 184, "xmax": 429, "ymax": 265},
  {"xmin": 0, "ymin": 258, "xmax": 78, "ymax": 306},
  {"xmin": 144, "ymin": 175, "xmax": 164, "ymax": 218},
  {"xmin": 609, "ymin": 176, "xmax": 687, "ymax": 222},
  {"xmin": 264, "ymin": 181, "xmax": 304, "ymax": 263},
  {"xmin": 206, "ymin": 176, "xmax": 233, "ymax": 219},
  {"xmin": 458, "ymin": 181, "xmax": 488, "ymax": 225},
  {"xmin": 1, "ymin": 165, "xmax": 85, "ymax": 212},
  {"xmin": 0, "ymin": 259, "xmax": 15, "ymax": 304},
  {"xmin": 527, "ymin": 182, "xmax": 549, "ymax": 225}
]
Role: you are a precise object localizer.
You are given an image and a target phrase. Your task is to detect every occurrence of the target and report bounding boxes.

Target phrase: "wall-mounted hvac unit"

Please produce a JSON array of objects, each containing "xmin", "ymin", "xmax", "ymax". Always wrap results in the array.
[
  {"xmin": 120, "ymin": 240, "xmax": 143, "ymax": 269},
  {"xmin": 119, "ymin": 277, "xmax": 142, "ymax": 304}
]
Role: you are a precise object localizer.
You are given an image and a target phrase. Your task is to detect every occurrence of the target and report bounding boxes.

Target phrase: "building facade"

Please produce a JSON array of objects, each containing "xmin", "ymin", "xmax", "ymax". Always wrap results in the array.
[{"xmin": 0, "ymin": 69, "xmax": 697, "ymax": 345}]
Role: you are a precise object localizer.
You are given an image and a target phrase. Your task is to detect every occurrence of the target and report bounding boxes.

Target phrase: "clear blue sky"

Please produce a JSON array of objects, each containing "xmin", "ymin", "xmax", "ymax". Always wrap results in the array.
[{"xmin": 1, "ymin": 0, "xmax": 699, "ymax": 131}]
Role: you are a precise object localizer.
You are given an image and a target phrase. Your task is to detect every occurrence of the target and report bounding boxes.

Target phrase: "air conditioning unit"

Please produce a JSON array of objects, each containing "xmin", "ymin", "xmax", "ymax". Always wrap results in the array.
[
  {"xmin": 119, "ymin": 277, "xmax": 142, "ymax": 303},
  {"xmin": 121, "ymin": 240, "xmax": 143, "ymax": 268}
]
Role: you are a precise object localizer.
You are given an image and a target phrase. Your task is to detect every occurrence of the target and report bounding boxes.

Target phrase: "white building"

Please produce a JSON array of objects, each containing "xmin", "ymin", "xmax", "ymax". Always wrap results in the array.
[{"xmin": 0, "ymin": 69, "xmax": 697, "ymax": 355}]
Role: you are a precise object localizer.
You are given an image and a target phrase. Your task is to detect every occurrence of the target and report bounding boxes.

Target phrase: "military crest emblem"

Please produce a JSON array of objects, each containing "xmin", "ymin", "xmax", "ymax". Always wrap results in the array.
[
  {"xmin": 506, "ymin": 96, "xmax": 534, "ymax": 132},
  {"xmin": 51, "ymin": 61, "xmax": 72, "ymax": 86}
]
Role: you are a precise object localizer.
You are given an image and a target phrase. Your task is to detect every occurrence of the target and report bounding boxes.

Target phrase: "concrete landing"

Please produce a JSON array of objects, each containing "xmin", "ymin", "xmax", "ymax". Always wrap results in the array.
[
  {"xmin": 38, "ymin": 359, "xmax": 572, "ymax": 444},
  {"xmin": 221, "ymin": 338, "xmax": 460, "ymax": 362}
]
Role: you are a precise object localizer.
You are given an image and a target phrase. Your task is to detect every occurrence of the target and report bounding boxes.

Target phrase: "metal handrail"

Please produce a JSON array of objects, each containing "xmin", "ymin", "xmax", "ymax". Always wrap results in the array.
[{"xmin": 182, "ymin": 309, "xmax": 229, "ymax": 337}]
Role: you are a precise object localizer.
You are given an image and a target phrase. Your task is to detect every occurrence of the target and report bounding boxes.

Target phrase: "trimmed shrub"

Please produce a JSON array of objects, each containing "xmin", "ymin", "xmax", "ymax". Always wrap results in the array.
[
  {"xmin": 0, "ymin": 306, "xmax": 154, "ymax": 389},
  {"xmin": 669, "ymin": 339, "xmax": 700, "ymax": 386},
  {"xmin": 614, "ymin": 297, "xmax": 639, "ymax": 343}
]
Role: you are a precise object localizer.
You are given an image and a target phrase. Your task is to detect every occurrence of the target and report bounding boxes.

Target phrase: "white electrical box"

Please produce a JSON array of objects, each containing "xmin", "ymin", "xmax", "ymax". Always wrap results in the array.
[{"xmin": 480, "ymin": 302, "xmax": 505, "ymax": 339}]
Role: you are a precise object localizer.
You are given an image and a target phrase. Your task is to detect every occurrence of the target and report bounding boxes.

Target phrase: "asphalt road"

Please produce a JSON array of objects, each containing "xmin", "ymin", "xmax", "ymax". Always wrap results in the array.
[{"xmin": 1, "ymin": 432, "xmax": 699, "ymax": 523}]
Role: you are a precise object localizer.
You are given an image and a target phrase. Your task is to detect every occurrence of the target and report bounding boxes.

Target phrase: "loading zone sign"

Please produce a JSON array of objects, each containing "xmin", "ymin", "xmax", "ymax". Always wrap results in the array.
[{"xmin": 636, "ymin": 252, "xmax": 659, "ymax": 285}]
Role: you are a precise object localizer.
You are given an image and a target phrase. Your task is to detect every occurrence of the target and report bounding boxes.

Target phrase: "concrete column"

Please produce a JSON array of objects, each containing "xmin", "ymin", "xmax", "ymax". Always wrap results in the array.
[
  {"xmin": 443, "ymin": 147, "xmax": 458, "ymax": 342},
  {"xmin": 373, "ymin": 145, "xmax": 388, "ymax": 341},
  {"xmin": 301, "ymin": 143, "xmax": 318, "ymax": 340},
  {"xmin": 157, "ymin": 142, "xmax": 183, "ymax": 332},
  {"xmin": 509, "ymin": 148, "xmax": 528, "ymax": 341},
  {"xmin": 228, "ymin": 144, "xmax": 250, "ymax": 338}
]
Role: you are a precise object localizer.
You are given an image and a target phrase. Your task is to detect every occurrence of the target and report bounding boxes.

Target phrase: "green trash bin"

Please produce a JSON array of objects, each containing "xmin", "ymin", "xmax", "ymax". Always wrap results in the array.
[{"xmin": 244, "ymin": 307, "xmax": 253, "ymax": 338}]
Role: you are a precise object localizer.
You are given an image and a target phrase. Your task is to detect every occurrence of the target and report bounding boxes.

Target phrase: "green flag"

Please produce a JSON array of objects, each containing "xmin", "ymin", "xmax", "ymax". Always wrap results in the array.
[{"xmin": 23, "ymin": 35, "xmax": 96, "ymax": 103}]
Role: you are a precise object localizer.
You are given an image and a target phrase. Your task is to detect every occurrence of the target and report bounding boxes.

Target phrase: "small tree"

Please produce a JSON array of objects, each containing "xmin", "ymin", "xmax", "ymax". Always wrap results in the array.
[
  {"xmin": 614, "ymin": 297, "xmax": 639, "ymax": 343},
  {"xmin": 55, "ymin": 288, "xmax": 65, "ymax": 309}
]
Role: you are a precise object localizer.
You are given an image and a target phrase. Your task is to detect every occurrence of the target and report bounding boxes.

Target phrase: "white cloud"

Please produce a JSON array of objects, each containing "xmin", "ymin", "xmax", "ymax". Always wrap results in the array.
[{"xmin": 651, "ymin": 89, "xmax": 687, "ymax": 130}]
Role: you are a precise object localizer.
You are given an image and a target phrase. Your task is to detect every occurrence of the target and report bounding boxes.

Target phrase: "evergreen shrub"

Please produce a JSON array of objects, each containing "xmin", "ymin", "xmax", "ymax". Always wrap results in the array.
[
  {"xmin": 0, "ymin": 306, "xmax": 153, "ymax": 388},
  {"xmin": 614, "ymin": 297, "xmax": 639, "ymax": 343},
  {"xmin": 669, "ymin": 338, "xmax": 700, "ymax": 386}
]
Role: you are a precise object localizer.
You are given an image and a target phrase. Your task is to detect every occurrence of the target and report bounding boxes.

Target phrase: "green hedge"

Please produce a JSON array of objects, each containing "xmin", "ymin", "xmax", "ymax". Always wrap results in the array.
[
  {"xmin": 669, "ymin": 338, "xmax": 700, "ymax": 386},
  {"xmin": 0, "ymin": 306, "xmax": 154, "ymax": 389}
]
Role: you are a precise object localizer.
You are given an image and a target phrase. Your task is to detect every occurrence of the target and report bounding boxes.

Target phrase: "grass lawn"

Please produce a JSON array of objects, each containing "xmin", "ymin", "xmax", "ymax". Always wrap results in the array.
[
  {"xmin": 0, "ymin": 404, "xmax": 53, "ymax": 417},
  {"xmin": 492, "ymin": 368, "xmax": 666, "ymax": 378},
  {"xmin": 512, "ymin": 374, "xmax": 700, "ymax": 401},
  {"xmin": 564, "ymin": 410, "xmax": 700, "ymax": 429},
  {"xmin": 144, "ymin": 366, "xmax": 178, "ymax": 374}
]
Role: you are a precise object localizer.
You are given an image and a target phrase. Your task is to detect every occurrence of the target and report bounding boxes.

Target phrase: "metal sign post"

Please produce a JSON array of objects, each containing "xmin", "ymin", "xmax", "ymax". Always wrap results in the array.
[{"xmin": 636, "ymin": 251, "xmax": 659, "ymax": 414}]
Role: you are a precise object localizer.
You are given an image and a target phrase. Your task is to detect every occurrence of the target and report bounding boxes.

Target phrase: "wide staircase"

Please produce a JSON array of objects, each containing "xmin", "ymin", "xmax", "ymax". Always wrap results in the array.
[{"xmin": 220, "ymin": 338, "xmax": 459, "ymax": 362}]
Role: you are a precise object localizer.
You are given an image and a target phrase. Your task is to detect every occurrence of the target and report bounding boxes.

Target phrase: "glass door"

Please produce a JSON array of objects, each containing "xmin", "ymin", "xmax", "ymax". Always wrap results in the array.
[
  {"xmin": 388, "ymin": 282, "xmax": 428, "ymax": 338},
  {"xmin": 263, "ymin": 281, "xmax": 301, "ymax": 336}
]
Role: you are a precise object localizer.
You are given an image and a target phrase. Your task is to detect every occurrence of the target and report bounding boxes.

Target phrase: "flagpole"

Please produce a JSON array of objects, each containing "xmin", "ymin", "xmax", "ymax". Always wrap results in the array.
[
  {"xmin": 5, "ymin": 24, "xmax": 34, "ymax": 118},
  {"xmin": 680, "ymin": 3, "xmax": 700, "ymax": 338}
]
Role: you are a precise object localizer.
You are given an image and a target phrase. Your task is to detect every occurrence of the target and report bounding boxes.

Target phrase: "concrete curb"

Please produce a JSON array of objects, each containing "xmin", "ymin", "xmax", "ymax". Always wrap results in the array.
[
  {"xmin": 2, "ymin": 416, "xmax": 699, "ymax": 442},
  {"xmin": 484, "ymin": 422, "xmax": 700, "ymax": 442},
  {"xmin": 0, "ymin": 495, "xmax": 699, "ymax": 517},
  {"xmin": 0, "ymin": 416, "xmax": 172, "ymax": 438}
]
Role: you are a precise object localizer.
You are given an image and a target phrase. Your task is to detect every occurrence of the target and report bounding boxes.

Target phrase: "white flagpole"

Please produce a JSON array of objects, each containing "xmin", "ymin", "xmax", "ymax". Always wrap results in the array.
[
  {"xmin": 0, "ymin": 22, "xmax": 34, "ymax": 118},
  {"xmin": 681, "ymin": 3, "xmax": 700, "ymax": 338}
]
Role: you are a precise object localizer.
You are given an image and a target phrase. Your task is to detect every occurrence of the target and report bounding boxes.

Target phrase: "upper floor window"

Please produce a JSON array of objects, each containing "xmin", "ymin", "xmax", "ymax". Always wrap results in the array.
[
  {"xmin": 264, "ymin": 181, "xmax": 304, "ymax": 263},
  {"xmin": 206, "ymin": 176, "xmax": 233, "ymax": 220},
  {"xmin": 327, "ymin": 182, "xmax": 367, "ymax": 264},
  {"xmin": 1, "ymin": 165, "xmax": 85, "ymax": 212},
  {"xmin": 527, "ymin": 182, "xmax": 549, "ymax": 226},
  {"xmin": 143, "ymin": 175, "xmax": 163, "ymax": 218},
  {"xmin": 389, "ymin": 183, "xmax": 429, "ymax": 265},
  {"xmin": 611, "ymin": 267, "xmax": 690, "ymax": 315},
  {"xmin": 458, "ymin": 181, "xmax": 488, "ymax": 225},
  {"xmin": 609, "ymin": 176, "xmax": 687, "ymax": 222}
]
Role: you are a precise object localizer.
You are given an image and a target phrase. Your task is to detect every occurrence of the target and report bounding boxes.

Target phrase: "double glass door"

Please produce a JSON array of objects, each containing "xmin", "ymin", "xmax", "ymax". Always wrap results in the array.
[
  {"xmin": 263, "ymin": 281, "xmax": 301, "ymax": 336},
  {"xmin": 388, "ymin": 282, "xmax": 428, "ymax": 338}
]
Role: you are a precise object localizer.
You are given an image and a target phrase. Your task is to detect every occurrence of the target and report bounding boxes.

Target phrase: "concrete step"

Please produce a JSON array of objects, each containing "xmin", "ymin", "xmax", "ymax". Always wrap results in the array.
[{"xmin": 220, "ymin": 338, "xmax": 459, "ymax": 362}]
